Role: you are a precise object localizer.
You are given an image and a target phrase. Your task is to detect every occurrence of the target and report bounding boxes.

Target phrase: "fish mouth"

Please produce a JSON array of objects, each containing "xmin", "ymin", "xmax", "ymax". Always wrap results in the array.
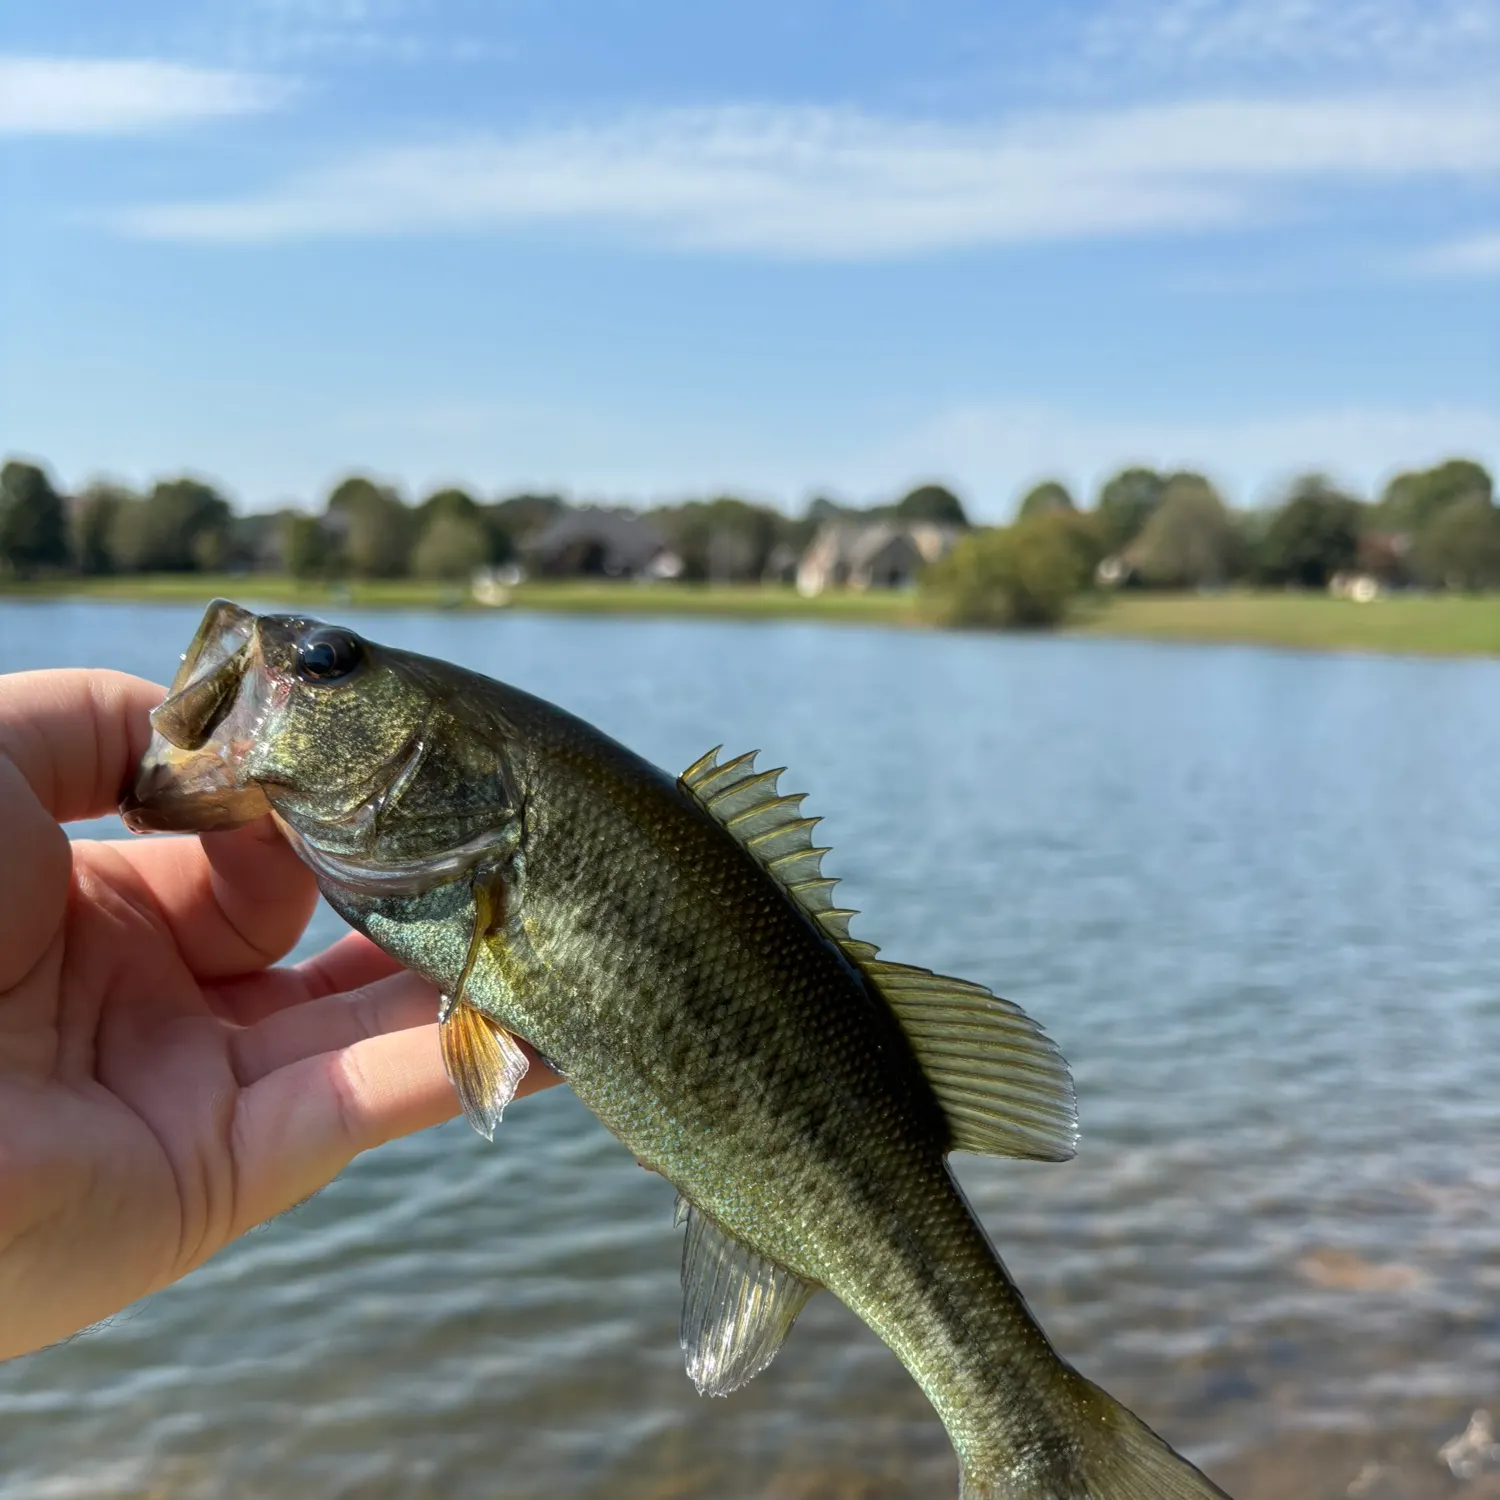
[
  {"xmin": 119, "ymin": 757, "xmax": 271, "ymax": 832},
  {"xmin": 120, "ymin": 599, "xmax": 275, "ymax": 834}
]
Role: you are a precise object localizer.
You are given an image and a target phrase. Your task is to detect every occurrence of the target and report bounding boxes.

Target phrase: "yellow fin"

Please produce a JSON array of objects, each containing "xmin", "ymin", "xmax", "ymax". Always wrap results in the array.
[
  {"xmin": 438, "ymin": 866, "xmax": 529, "ymax": 1140},
  {"xmin": 440, "ymin": 1002, "xmax": 529, "ymax": 1141},
  {"xmin": 680, "ymin": 746, "xmax": 1077, "ymax": 1163}
]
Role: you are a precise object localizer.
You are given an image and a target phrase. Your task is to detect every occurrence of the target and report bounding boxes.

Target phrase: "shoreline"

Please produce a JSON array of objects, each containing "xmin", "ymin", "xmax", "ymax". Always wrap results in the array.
[{"xmin": 4, "ymin": 576, "xmax": 1500, "ymax": 658}]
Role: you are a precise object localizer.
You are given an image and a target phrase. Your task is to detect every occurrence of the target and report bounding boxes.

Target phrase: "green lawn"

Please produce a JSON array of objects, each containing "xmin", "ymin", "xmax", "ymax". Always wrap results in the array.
[
  {"xmin": 1070, "ymin": 590, "xmax": 1500, "ymax": 657},
  {"xmin": 6, "ymin": 575, "xmax": 1500, "ymax": 656},
  {"xmin": 0, "ymin": 574, "xmax": 920, "ymax": 624}
]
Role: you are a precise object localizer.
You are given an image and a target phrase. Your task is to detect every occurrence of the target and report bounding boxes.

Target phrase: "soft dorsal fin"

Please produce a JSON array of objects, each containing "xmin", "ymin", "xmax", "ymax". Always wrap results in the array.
[
  {"xmin": 864, "ymin": 959, "xmax": 1077, "ymax": 1161},
  {"xmin": 675, "ymin": 1195, "xmax": 818, "ymax": 1397},
  {"xmin": 681, "ymin": 747, "xmax": 1078, "ymax": 1163}
]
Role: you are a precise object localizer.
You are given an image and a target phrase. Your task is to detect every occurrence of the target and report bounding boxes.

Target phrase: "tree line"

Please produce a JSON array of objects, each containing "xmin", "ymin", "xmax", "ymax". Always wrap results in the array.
[
  {"xmin": 0, "ymin": 462, "xmax": 970, "ymax": 584},
  {"xmin": 928, "ymin": 460, "xmax": 1497, "ymax": 627},
  {"xmin": 0, "ymin": 456, "xmax": 1495, "ymax": 626}
]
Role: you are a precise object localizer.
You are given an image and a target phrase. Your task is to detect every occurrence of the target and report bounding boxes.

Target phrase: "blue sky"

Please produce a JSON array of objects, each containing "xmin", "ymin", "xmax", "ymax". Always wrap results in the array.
[{"xmin": 2, "ymin": 0, "xmax": 1497, "ymax": 521}]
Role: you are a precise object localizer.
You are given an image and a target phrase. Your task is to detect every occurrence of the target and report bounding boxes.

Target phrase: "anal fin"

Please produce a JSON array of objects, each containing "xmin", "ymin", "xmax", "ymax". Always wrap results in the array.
[
  {"xmin": 676, "ymin": 1196, "xmax": 817, "ymax": 1397},
  {"xmin": 439, "ymin": 865, "xmax": 529, "ymax": 1141}
]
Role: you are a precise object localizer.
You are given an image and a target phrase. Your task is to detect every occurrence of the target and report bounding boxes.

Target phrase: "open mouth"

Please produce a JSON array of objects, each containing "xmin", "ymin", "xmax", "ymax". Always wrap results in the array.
[{"xmin": 119, "ymin": 600, "xmax": 275, "ymax": 833}]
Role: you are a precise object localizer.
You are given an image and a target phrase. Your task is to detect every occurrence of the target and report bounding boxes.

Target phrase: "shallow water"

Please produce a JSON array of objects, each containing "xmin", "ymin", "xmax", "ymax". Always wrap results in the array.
[{"xmin": 1, "ymin": 599, "xmax": 1498, "ymax": 1500}]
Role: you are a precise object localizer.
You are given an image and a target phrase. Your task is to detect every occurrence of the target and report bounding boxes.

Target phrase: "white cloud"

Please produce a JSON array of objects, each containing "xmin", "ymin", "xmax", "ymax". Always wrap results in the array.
[
  {"xmin": 1082, "ymin": 0, "xmax": 1500, "ymax": 76},
  {"xmin": 851, "ymin": 402, "xmax": 1500, "ymax": 517},
  {"xmin": 116, "ymin": 92, "xmax": 1500, "ymax": 254},
  {"xmin": 1409, "ymin": 229, "xmax": 1500, "ymax": 276},
  {"xmin": 0, "ymin": 56, "xmax": 284, "ymax": 135}
]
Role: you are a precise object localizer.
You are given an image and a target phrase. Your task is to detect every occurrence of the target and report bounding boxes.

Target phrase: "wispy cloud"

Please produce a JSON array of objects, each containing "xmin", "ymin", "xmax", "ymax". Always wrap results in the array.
[
  {"xmin": 0, "ymin": 56, "xmax": 285, "ymax": 136},
  {"xmin": 1082, "ymin": 0, "xmax": 1500, "ymax": 77},
  {"xmin": 1409, "ymin": 229, "xmax": 1500, "ymax": 276},
  {"xmin": 232, "ymin": 0, "xmax": 438, "ymax": 62},
  {"xmin": 117, "ymin": 92, "xmax": 1500, "ymax": 254}
]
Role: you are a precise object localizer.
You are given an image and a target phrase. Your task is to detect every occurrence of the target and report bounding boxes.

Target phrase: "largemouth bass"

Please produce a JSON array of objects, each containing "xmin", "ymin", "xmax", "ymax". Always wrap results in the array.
[{"xmin": 122, "ymin": 600, "xmax": 1230, "ymax": 1500}]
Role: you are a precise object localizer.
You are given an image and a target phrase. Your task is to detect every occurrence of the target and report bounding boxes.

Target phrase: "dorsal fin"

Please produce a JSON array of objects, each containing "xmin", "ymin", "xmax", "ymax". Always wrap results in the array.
[
  {"xmin": 681, "ymin": 747, "xmax": 852, "ymax": 947},
  {"xmin": 865, "ymin": 959, "xmax": 1077, "ymax": 1161},
  {"xmin": 681, "ymin": 747, "xmax": 1078, "ymax": 1163}
]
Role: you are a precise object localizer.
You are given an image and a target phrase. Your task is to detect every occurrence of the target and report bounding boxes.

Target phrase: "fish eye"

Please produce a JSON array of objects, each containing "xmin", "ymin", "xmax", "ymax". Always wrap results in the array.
[{"xmin": 295, "ymin": 627, "xmax": 364, "ymax": 684}]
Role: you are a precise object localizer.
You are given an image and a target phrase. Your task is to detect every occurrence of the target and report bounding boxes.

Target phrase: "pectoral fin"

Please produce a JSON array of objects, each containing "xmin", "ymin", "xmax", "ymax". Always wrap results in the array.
[
  {"xmin": 676, "ymin": 1196, "xmax": 818, "ymax": 1397},
  {"xmin": 440, "ymin": 1001, "xmax": 529, "ymax": 1141},
  {"xmin": 439, "ymin": 864, "xmax": 529, "ymax": 1140}
]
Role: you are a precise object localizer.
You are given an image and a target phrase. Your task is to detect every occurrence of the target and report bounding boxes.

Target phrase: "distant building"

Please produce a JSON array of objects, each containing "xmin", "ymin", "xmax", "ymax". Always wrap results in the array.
[
  {"xmin": 1328, "ymin": 571, "xmax": 1384, "ymax": 603},
  {"xmin": 761, "ymin": 542, "xmax": 801, "ymax": 585},
  {"xmin": 522, "ymin": 507, "xmax": 683, "ymax": 580},
  {"xmin": 796, "ymin": 521, "xmax": 957, "ymax": 595}
]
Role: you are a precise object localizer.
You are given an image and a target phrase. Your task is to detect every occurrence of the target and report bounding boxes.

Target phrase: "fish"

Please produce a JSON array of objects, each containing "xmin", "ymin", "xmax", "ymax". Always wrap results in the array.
[{"xmin": 122, "ymin": 599, "xmax": 1231, "ymax": 1500}]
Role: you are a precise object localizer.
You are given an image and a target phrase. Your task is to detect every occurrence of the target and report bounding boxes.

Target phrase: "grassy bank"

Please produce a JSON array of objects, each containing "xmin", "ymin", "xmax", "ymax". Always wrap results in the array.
[
  {"xmin": 1071, "ymin": 590, "xmax": 1500, "ymax": 657},
  {"xmin": 0, "ymin": 573, "xmax": 919, "ymax": 624},
  {"xmin": 6, "ymin": 575, "xmax": 1500, "ymax": 656}
]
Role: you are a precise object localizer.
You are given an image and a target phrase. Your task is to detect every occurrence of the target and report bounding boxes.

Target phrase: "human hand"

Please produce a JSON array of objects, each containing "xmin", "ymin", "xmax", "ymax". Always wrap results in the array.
[{"xmin": 0, "ymin": 668, "xmax": 559, "ymax": 1361}]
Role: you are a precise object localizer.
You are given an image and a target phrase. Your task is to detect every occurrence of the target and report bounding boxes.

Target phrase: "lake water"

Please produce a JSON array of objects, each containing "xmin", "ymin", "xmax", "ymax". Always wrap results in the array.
[{"xmin": 1, "ymin": 598, "xmax": 1498, "ymax": 1500}]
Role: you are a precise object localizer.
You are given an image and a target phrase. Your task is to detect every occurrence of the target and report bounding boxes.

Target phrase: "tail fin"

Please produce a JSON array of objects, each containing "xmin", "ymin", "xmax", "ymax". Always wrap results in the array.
[{"xmin": 958, "ymin": 1377, "xmax": 1233, "ymax": 1500}]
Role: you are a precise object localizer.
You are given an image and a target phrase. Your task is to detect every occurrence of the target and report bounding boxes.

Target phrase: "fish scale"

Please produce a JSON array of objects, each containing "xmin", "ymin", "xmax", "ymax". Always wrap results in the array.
[{"xmin": 122, "ymin": 600, "xmax": 1232, "ymax": 1500}]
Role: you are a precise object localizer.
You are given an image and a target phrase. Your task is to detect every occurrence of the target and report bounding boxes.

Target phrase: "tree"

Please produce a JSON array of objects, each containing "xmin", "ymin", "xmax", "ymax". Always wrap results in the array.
[
  {"xmin": 326, "ymin": 476, "xmax": 412, "ymax": 578},
  {"xmin": 0, "ymin": 460, "xmax": 70, "ymax": 575},
  {"xmin": 280, "ymin": 513, "xmax": 328, "ymax": 580},
  {"xmin": 894, "ymin": 483, "xmax": 969, "ymax": 528},
  {"xmin": 1127, "ymin": 473, "xmax": 1239, "ymax": 588},
  {"xmin": 1413, "ymin": 495, "xmax": 1500, "ymax": 590},
  {"xmin": 418, "ymin": 487, "xmax": 480, "ymax": 526},
  {"xmin": 924, "ymin": 516, "xmax": 1081, "ymax": 628},
  {"xmin": 71, "ymin": 483, "xmax": 132, "ymax": 575},
  {"xmin": 1016, "ymin": 480, "xmax": 1075, "ymax": 520},
  {"xmin": 652, "ymin": 496, "xmax": 780, "ymax": 582},
  {"xmin": 224, "ymin": 510, "xmax": 282, "ymax": 572},
  {"xmin": 1254, "ymin": 475, "xmax": 1365, "ymax": 588},
  {"xmin": 413, "ymin": 513, "xmax": 489, "ymax": 581},
  {"xmin": 1048, "ymin": 509, "xmax": 1107, "ymax": 591},
  {"xmin": 108, "ymin": 477, "xmax": 231, "ymax": 572},
  {"xmin": 1379, "ymin": 459, "xmax": 1493, "ymax": 534},
  {"xmin": 1095, "ymin": 467, "xmax": 1164, "ymax": 555},
  {"xmin": 482, "ymin": 492, "xmax": 563, "ymax": 565},
  {"xmin": 487, "ymin": 492, "xmax": 564, "ymax": 539}
]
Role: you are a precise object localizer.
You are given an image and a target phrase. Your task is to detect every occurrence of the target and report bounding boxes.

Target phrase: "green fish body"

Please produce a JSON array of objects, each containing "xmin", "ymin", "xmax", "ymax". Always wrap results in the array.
[{"xmin": 123, "ymin": 602, "xmax": 1230, "ymax": 1500}]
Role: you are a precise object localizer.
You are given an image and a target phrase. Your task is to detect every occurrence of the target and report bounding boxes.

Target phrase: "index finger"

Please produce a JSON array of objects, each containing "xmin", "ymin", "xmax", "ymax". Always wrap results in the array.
[
  {"xmin": 0, "ymin": 670, "xmax": 164, "ymax": 991},
  {"xmin": 0, "ymin": 669, "xmax": 161, "ymax": 823}
]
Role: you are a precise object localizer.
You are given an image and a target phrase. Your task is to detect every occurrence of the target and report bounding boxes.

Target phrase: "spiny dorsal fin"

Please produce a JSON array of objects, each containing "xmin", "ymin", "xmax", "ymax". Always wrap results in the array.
[
  {"xmin": 676, "ymin": 1195, "xmax": 818, "ymax": 1397},
  {"xmin": 680, "ymin": 748, "xmax": 852, "ymax": 946},
  {"xmin": 681, "ymin": 747, "xmax": 1078, "ymax": 1164}
]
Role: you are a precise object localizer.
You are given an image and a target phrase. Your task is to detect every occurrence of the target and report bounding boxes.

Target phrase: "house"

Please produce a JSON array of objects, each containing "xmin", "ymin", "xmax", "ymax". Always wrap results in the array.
[
  {"xmin": 1328, "ymin": 571, "xmax": 1384, "ymax": 603},
  {"xmin": 796, "ymin": 521, "xmax": 958, "ymax": 595},
  {"xmin": 761, "ymin": 542, "xmax": 801, "ymax": 585},
  {"xmin": 522, "ymin": 507, "xmax": 683, "ymax": 580},
  {"xmin": 854, "ymin": 526, "xmax": 927, "ymax": 589}
]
